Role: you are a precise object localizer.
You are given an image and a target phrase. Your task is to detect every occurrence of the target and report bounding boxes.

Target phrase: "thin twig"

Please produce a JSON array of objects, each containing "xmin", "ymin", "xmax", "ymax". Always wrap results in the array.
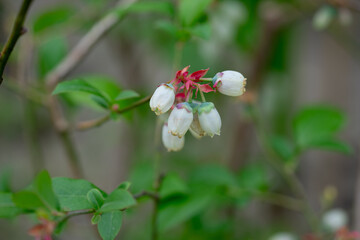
[
  {"xmin": 4, "ymin": 81, "xmax": 47, "ymax": 106},
  {"xmin": 0, "ymin": 0, "xmax": 34, "ymax": 85},
  {"xmin": 46, "ymin": 0, "xmax": 137, "ymax": 90},
  {"xmin": 253, "ymin": 191, "xmax": 305, "ymax": 211},
  {"xmin": 58, "ymin": 130, "xmax": 83, "ymax": 178},
  {"xmin": 248, "ymin": 103, "xmax": 320, "ymax": 232},
  {"xmin": 76, "ymin": 95, "xmax": 151, "ymax": 131},
  {"xmin": 42, "ymin": 0, "xmax": 137, "ymax": 178},
  {"xmin": 134, "ymin": 191, "xmax": 159, "ymax": 200},
  {"xmin": 58, "ymin": 209, "xmax": 95, "ymax": 225},
  {"xmin": 76, "ymin": 114, "xmax": 111, "ymax": 131}
]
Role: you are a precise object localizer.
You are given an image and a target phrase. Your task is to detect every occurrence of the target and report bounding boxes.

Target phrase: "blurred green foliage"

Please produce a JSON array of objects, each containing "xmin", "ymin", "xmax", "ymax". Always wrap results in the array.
[{"xmin": 0, "ymin": 0, "xmax": 355, "ymax": 239}]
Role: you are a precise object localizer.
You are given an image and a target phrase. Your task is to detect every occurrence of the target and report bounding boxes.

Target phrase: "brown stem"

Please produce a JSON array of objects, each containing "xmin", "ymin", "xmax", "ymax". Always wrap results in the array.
[
  {"xmin": 76, "ymin": 95, "xmax": 151, "ymax": 131},
  {"xmin": 58, "ymin": 130, "xmax": 83, "ymax": 178},
  {"xmin": 134, "ymin": 191, "xmax": 159, "ymax": 200},
  {"xmin": 0, "ymin": 0, "xmax": 34, "ymax": 85},
  {"xmin": 46, "ymin": 0, "xmax": 137, "ymax": 90}
]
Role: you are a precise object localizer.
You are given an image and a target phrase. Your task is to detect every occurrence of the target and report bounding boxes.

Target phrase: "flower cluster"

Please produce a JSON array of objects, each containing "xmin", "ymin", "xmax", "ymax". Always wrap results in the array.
[{"xmin": 150, "ymin": 66, "xmax": 246, "ymax": 151}]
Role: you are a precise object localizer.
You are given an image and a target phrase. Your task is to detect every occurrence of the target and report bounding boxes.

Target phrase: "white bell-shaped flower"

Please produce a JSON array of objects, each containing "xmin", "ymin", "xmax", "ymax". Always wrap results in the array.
[
  {"xmin": 150, "ymin": 83, "xmax": 175, "ymax": 115},
  {"xmin": 269, "ymin": 232, "xmax": 297, "ymax": 240},
  {"xmin": 213, "ymin": 70, "xmax": 246, "ymax": 96},
  {"xmin": 168, "ymin": 102, "xmax": 193, "ymax": 138},
  {"xmin": 162, "ymin": 123, "xmax": 184, "ymax": 152},
  {"xmin": 198, "ymin": 102, "xmax": 221, "ymax": 137},
  {"xmin": 189, "ymin": 113, "xmax": 206, "ymax": 139},
  {"xmin": 323, "ymin": 209, "xmax": 348, "ymax": 231}
]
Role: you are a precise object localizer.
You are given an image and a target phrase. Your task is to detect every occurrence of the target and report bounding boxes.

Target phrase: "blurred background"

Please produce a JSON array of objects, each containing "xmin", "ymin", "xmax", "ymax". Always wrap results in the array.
[{"xmin": 0, "ymin": 0, "xmax": 360, "ymax": 239}]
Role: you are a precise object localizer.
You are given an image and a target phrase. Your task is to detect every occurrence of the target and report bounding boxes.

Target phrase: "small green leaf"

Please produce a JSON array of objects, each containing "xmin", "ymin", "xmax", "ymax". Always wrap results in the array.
[
  {"xmin": 0, "ymin": 168, "xmax": 11, "ymax": 192},
  {"xmin": 38, "ymin": 35, "xmax": 67, "ymax": 78},
  {"xmin": 52, "ymin": 79, "xmax": 105, "ymax": 98},
  {"xmin": 115, "ymin": 90, "xmax": 140, "ymax": 101},
  {"xmin": 155, "ymin": 20, "xmax": 179, "ymax": 39},
  {"xmin": 117, "ymin": 182, "xmax": 131, "ymax": 190},
  {"xmin": 12, "ymin": 191, "xmax": 44, "ymax": 210},
  {"xmin": 238, "ymin": 164, "xmax": 269, "ymax": 192},
  {"xmin": 160, "ymin": 174, "xmax": 188, "ymax": 199},
  {"xmin": 97, "ymin": 210, "xmax": 122, "ymax": 240},
  {"xmin": 53, "ymin": 178, "xmax": 106, "ymax": 211},
  {"xmin": 129, "ymin": 161, "xmax": 155, "ymax": 193},
  {"xmin": 100, "ymin": 189, "xmax": 136, "ymax": 213},
  {"xmin": 91, "ymin": 214, "xmax": 102, "ymax": 225},
  {"xmin": 33, "ymin": 170, "xmax": 60, "ymax": 210},
  {"xmin": 54, "ymin": 218, "xmax": 68, "ymax": 235},
  {"xmin": 293, "ymin": 106, "xmax": 346, "ymax": 150},
  {"xmin": 127, "ymin": 2, "xmax": 174, "ymax": 16},
  {"xmin": 33, "ymin": 6, "xmax": 74, "ymax": 34},
  {"xmin": 188, "ymin": 22, "xmax": 211, "ymax": 40},
  {"xmin": 271, "ymin": 135, "xmax": 295, "ymax": 162},
  {"xmin": 81, "ymin": 75, "xmax": 121, "ymax": 101},
  {"xmin": 309, "ymin": 139, "xmax": 353, "ymax": 154},
  {"xmin": 158, "ymin": 194, "xmax": 212, "ymax": 232},
  {"xmin": 0, "ymin": 192, "xmax": 22, "ymax": 218},
  {"xmin": 179, "ymin": 0, "xmax": 213, "ymax": 26},
  {"xmin": 12, "ymin": 171, "xmax": 59, "ymax": 211},
  {"xmin": 87, "ymin": 189, "xmax": 105, "ymax": 210},
  {"xmin": 91, "ymin": 95, "xmax": 110, "ymax": 109},
  {"xmin": 189, "ymin": 165, "xmax": 238, "ymax": 187}
]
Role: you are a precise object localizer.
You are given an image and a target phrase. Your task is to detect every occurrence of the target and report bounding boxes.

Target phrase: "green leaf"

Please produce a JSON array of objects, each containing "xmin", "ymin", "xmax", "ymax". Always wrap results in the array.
[
  {"xmin": 238, "ymin": 164, "xmax": 269, "ymax": 192},
  {"xmin": 12, "ymin": 191, "xmax": 45, "ymax": 210},
  {"xmin": 53, "ymin": 178, "xmax": 105, "ymax": 211},
  {"xmin": 155, "ymin": 20, "xmax": 179, "ymax": 39},
  {"xmin": 179, "ymin": 0, "xmax": 213, "ymax": 26},
  {"xmin": 97, "ymin": 211, "xmax": 123, "ymax": 240},
  {"xmin": 115, "ymin": 90, "xmax": 140, "ymax": 101},
  {"xmin": 53, "ymin": 79, "xmax": 105, "ymax": 98},
  {"xmin": 82, "ymin": 75, "xmax": 121, "ymax": 101},
  {"xmin": 129, "ymin": 161, "xmax": 155, "ymax": 193},
  {"xmin": 33, "ymin": 170, "xmax": 60, "ymax": 210},
  {"xmin": 160, "ymin": 174, "xmax": 188, "ymax": 199},
  {"xmin": 100, "ymin": 189, "xmax": 136, "ymax": 213},
  {"xmin": 54, "ymin": 218, "xmax": 68, "ymax": 235},
  {"xmin": 38, "ymin": 35, "xmax": 67, "ymax": 78},
  {"xmin": 117, "ymin": 182, "xmax": 131, "ymax": 191},
  {"xmin": 91, "ymin": 95, "xmax": 110, "ymax": 109},
  {"xmin": 33, "ymin": 6, "xmax": 74, "ymax": 34},
  {"xmin": 158, "ymin": 194, "xmax": 212, "ymax": 232},
  {"xmin": 188, "ymin": 22, "xmax": 211, "ymax": 40},
  {"xmin": 91, "ymin": 214, "xmax": 102, "ymax": 225},
  {"xmin": 12, "ymin": 171, "xmax": 60, "ymax": 211},
  {"xmin": 309, "ymin": 139, "xmax": 353, "ymax": 154},
  {"xmin": 0, "ymin": 192, "xmax": 22, "ymax": 218},
  {"xmin": 0, "ymin": 168, "xmax": 11, "ymax": 192},
  {"xmin": 271, "ymin": 135, "xmax": 295, "ymax": 162},
  {"xmin": 127, "ymin": 2, "xmax": 174, "ymax": 16},
  {"xmin": 293, "ymin": 106, "xmax": 346, "ymax": 149},
  {"xmin": 189, "ymin": 165, "xmax": 238, "ymax": 187},
  {"xmin": 87, "ymin": 189, "xmax": 105, "ymax": 210}
]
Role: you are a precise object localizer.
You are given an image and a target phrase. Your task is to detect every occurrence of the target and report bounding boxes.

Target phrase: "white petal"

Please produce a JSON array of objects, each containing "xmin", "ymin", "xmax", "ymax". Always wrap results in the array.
[
  {"xmin": 217, "ymin": 70, "xmax": 246, "ymax": 96},
  {"xmin": 168, "ymin": 107, "xmax": 193, "ymax": 138},
  {"xmin": 199, "ymin": 108, "xmax": 221, "ymax": 137},
  {"xmin": 150, "ymin": 84, "xmax": 175, "ymax": 115},
  {"xmin": 162, "ymin": 124, "xmax": 184, "ymax": 151}
]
